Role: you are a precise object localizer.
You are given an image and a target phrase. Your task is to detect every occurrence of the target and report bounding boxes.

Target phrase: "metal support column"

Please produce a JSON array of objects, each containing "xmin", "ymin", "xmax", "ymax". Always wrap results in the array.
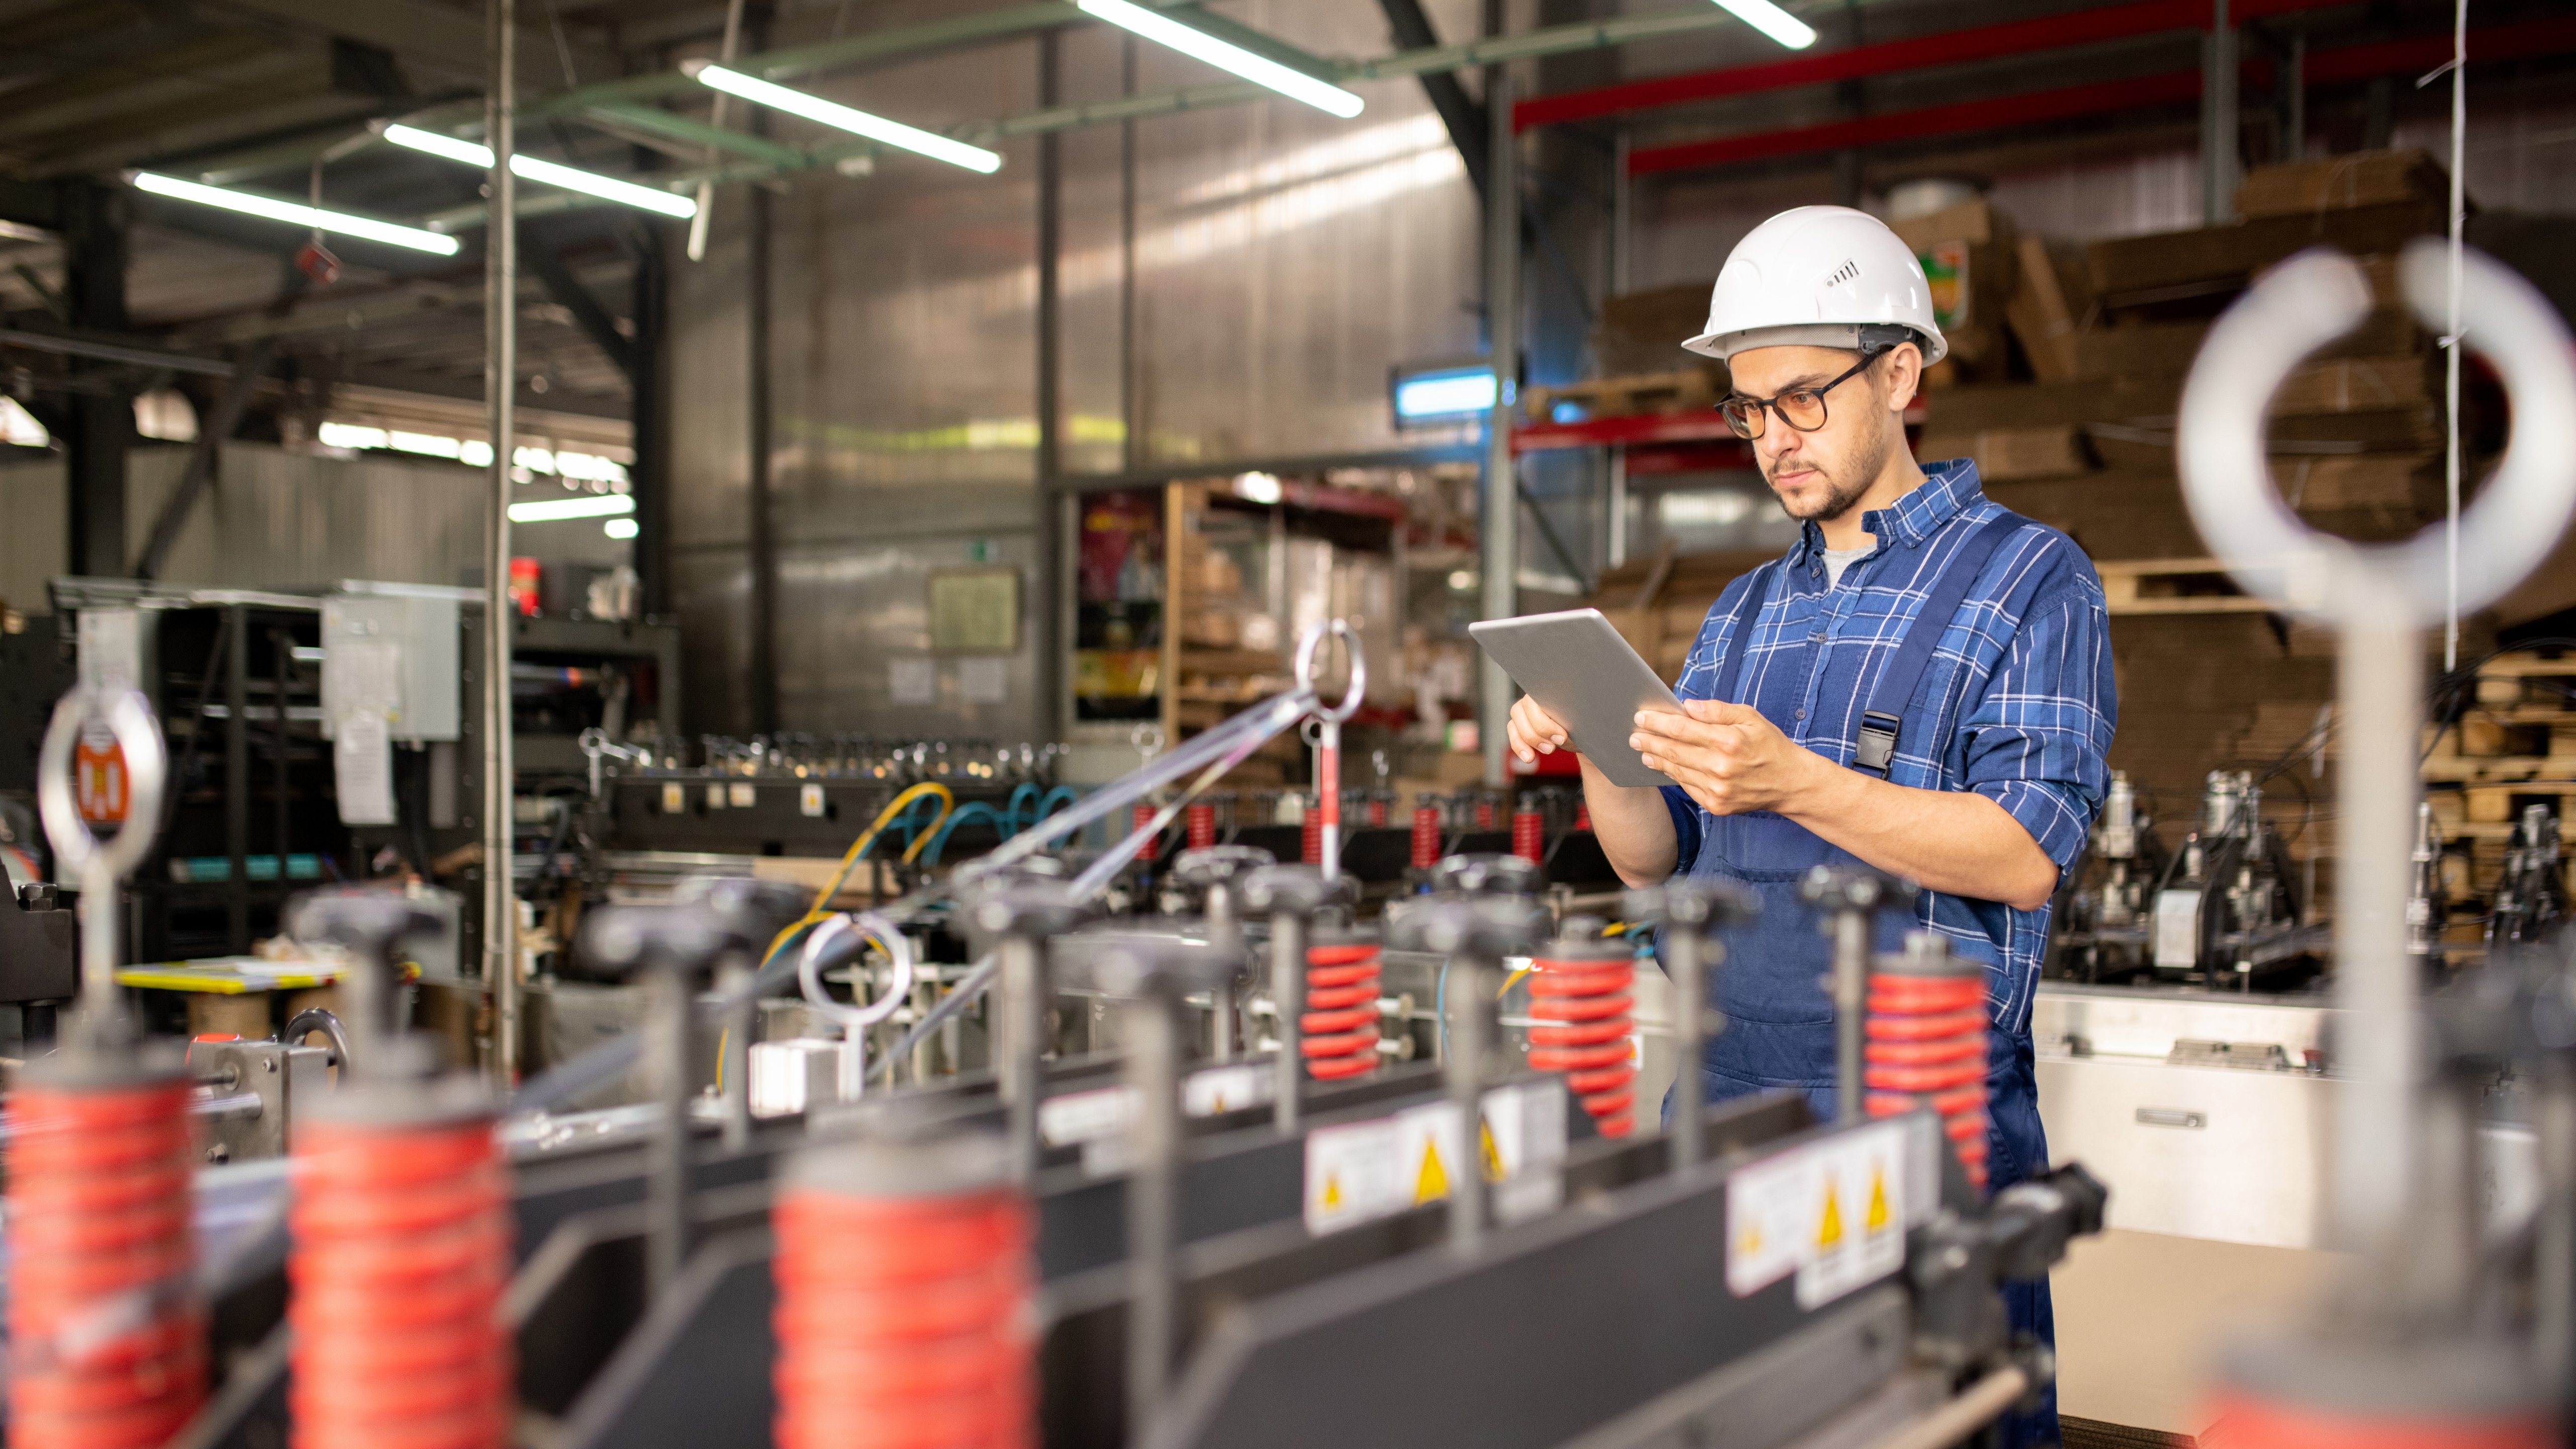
[
  {"xmin": 2279, "ymin": 30, "xmax": 2306, "ymax": 165},
  {"xmin": 225, "ymin": 607, "xmax": 250, "ymax": 952},
  {"xmin": 746, "ymin": 113, "xmax": 780, "ymax": 736},
  {"xmin": 483, "ymin": 0, "xmax": 521, "ymax": 1085},
  {"xmin": 2201, "ymin": 0, "xmax": 2239, "ymax": 226},
  {"xmin": 1478, "ymin": 68, "xmax": 1520, "ymax": 788},
  {"xmin": 631, "ymin": 225, "xmax": 673, "ymax": 620},
  {"xmin": 1036, "ymin": 32, "xmax": 1066, "ymax": 736},
  {"xmin": 59, "ymin": 182, "xmax": 130, "ymax": 578}
]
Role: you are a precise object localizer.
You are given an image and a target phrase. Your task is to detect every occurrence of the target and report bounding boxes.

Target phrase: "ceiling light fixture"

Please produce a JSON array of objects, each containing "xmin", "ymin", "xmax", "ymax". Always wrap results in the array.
[
  {"xmin": 1074, "ymin": 0, "xmax": 1364, "ymax": 118},
  {"xmin": 380, "ymin": 123, "xmax": 698, "ymax": 219},
  {"xmin": 128, "ymin": 172, "xmax": 459, "ymax": 255},
  {"xmin": 682, "ymin": 62, "xmax": 1004, "ymax": 174},
  {"xmin": 1708, "ymin": 0, "xmax": 1818, "ymax": 49}
]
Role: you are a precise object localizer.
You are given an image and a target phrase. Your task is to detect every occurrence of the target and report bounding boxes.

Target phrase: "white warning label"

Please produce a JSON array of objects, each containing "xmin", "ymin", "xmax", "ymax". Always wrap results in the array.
[
  {"xmin": 1039, "ymin": 1065, "xmax": 1281, "ymax": 1151},
  {"xmin": 1302, "ymin": 1080, "xmax": 1570, "ymax": 1235},
  {"xmin": 1725, "ymin": 1117, "xmax": 1927, "ymax": 1309}
]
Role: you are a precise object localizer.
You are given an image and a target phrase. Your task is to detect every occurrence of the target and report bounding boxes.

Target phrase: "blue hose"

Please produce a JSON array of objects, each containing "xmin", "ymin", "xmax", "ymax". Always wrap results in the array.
[
  {"xmin": 858, "ymin": 792, "xmax": 945, "ymax": 859},
  {"xmin": 1037, "ymin": 785, "xmax": 1081, "ymax": 819},
  {"xmin": 1005, "ymin": 782, "xmax": 1042, "ymax": 835},
  {"xmin": 922, "ymin": 802, "xmax": 1008, "ymax": 865}
]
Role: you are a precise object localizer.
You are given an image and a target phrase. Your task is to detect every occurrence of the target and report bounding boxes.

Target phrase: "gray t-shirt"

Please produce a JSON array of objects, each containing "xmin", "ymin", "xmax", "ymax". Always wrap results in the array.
[{"xmin": 1822, "ymin": 543, "xmax": 1874, "ymax": 589}]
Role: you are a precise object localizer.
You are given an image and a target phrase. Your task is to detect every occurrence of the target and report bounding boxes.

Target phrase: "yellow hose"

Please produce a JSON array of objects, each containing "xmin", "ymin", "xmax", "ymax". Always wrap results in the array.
[{"xmin": 757, "ymin": 781, "xmax": 953, "ymax": 965}]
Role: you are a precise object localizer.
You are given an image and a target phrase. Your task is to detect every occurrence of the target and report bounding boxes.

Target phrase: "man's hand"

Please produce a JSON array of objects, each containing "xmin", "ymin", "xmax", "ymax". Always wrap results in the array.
[
  {"xmin": 1506, "ymin": 695, "xmax": 1572, "ymax": 766},
  {"xmin": 1632, "ymin": 700, "xmax": 1829, "ymax": 816}
]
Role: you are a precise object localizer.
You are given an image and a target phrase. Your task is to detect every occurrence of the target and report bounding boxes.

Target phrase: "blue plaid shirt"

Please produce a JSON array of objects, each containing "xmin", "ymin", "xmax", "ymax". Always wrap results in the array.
[{"xmin": 1660, "ymin": 459, "xmax": 2116, "ymax": 1036}]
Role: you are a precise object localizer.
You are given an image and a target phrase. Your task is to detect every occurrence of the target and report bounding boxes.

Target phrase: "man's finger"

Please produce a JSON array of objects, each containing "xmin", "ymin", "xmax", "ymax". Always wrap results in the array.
[{"xmin": 1683, "ymin": 698, "xmax": 1766, "ymax": 728}]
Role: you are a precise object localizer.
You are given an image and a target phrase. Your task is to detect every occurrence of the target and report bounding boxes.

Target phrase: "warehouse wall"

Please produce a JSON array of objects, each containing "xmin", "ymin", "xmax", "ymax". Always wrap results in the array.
[{"xmin": 667, "ymin": 0, "xmax": 1482, "ymax": 744}]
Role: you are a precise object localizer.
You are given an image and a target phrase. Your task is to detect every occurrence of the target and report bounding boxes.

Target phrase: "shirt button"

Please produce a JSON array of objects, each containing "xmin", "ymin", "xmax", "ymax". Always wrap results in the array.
[
  {"xmin": 1795, "ymin": 708, "xmax": 1807, "ymax": 720},
  {"xmin": 1809, "ymin": 630, "xmax": 1825, "ymax": 642}
]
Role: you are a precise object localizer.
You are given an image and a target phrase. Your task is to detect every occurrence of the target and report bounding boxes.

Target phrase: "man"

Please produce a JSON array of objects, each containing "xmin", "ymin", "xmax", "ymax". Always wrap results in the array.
[{"xmin": 1507, "ymin": 205, "xmax": 2114, "ymax": 1448}]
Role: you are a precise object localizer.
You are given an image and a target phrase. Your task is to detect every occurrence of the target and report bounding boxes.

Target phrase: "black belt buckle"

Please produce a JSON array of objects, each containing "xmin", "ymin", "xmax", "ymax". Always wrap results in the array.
[{"xmin": 1853, "ymin": 710, "xmax": 1901, "ymax": 776}]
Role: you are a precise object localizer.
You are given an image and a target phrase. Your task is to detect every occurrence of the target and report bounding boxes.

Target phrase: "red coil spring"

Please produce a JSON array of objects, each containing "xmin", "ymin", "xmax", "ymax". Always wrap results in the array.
[
  {"xmin": 1184, "ymin": 802, "xmax": 1217, "ymax": 851},
  {"xmin": 1511, "ymin": 808, "xmax": 1544, "ymax": 864},
  {"xmin": 1474, "ymin": 796, "xmax": 1497, "ymax": 830},
  {"xmin": 1132, "ymin": 802, "xmax": 1160, "ymax": 860},
  {"xmin": 291, "ymin": 1113, "xmax": 512, "ymax": 1449},
  {"xmin": 1575, "ymin": 800, "xmax": 1591, "ymax": 831},
  {"xmin": 774, "ymin": 1170, "xmax": 1033, "ymax": 1449},
  {"xmin": 1864, "ymin": 969, "xmax": 1991, "ymax": 1190},
  {"xmin": 2197, "ymin": 1391, "xmax": 2558, "ymax": 1449},
  {"xmin": 1301, "ymin": 804, "xmax": 1323, "ymax": 866},
  {"xmin": 1301, "ymin": 942, "xmax": 1382, "ymax": 1081},
  {"xmin": 1366, "ymin": 795, "xmax": 1388, "ymax": 828},
  {"xmin": 1527, "ymin": 950, "xmax": 1637, "ymax": 1137},
  {"xmin": 1410, "ymin": 805, "xmax": 1440, "ymax": 871},
  {"xmin": 7, "ymin": 1074, "xmax": 204, "ymax": 1449}
]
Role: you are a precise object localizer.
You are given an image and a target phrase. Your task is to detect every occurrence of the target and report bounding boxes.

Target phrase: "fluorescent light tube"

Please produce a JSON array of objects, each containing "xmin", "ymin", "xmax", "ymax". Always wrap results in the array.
[
  {"xmin": 380, "ymin": 124, "xmax": 698, "ymax": 219},
  {"xmin": 129, "ymin": 173, "xmax": 459, "ymax": 255},
  {"xmin": 510, "ymin": 493, "xmax": 635, "ymax": 523},
  {"xmin": 1075, "ymin": 0, "xmax": 1364, "ymax": 118},
  {"xmin": 683, "ymin": 62, "xmax": 1003, "ymax": 174},
  {"xmin": 1711, "ymin": 0, "xmax": 1818, "ymax": 49}
]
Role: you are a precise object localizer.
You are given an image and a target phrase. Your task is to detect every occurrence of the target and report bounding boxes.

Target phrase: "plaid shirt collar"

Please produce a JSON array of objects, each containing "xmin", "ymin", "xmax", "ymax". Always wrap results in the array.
[{"xmin": 1791, "ymin": 457, "xmax": 1984, "ymax": 566}]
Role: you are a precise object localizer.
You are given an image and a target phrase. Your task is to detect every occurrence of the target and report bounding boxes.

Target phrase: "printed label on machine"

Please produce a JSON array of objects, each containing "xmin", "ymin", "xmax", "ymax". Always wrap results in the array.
[
  {"xmin": 1724, "ymin": 1117, "xmax": 1925, "ymax": 1309},
  {"xmin": 1302, "ymin": 1080, "xmax": 1570, "ymax": 1236},
  {"xmin": 1038, "ymin": 1064, "xmax": 1280, "ymax": 1154}
]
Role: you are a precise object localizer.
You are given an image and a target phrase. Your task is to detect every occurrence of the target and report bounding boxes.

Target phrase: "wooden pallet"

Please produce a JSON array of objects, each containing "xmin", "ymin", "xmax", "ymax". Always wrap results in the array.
[
  {"xmin": 1523, "ymin": 368, "xmax": 1722, "ymax": 425},
  {"xmin": 2093, "ymin": 557, "xmax": 2273, "ymax": 616}
]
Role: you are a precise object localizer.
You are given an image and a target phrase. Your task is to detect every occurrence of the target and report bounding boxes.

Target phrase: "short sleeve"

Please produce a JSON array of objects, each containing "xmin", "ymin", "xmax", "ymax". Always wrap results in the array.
[
  {"xmin": 1960, "ymin": 567, "xmax": 2117, "ymax": 874},
  {"xmin": 1660, "ymin": 784, "xmax": 1702, "ymax": 869}
]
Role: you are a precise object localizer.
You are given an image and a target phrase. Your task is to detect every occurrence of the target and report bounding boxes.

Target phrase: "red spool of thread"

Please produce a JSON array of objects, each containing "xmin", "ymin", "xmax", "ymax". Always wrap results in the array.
[
  {"xmin": 7, "ymin": 1057, "xmax": 204, "ymax": 1449},
  {"xmin": 1301, "ymin": 802, "xmax": 1323, "ymax": 866},
  {"xmin": 1864, "ymin": 939, "xmax": 1992, "ymax": 1190},
  {"xmin": 1132, "ymin": 801, "xmax": 1161, "ymax": 861},
  {"xmin": 1185, "ymin": 801, "xmax": 1217, "ymax": 851},
  {"xmin": 291, "ymin": 1086, "xmax": 511, "ymax": 1449},
  {"xmin": 1511, "ymin": 808, "xmax": 1544, "ymax": 864},
  {"xmin": 1410, "ymin": 804, "xmax": 1441, "ymax": 871},
  {"xmin": 1301, "ymin": 937, "xmax": 1383, "ymax": 1081},
  {"xmin": 1527, "ymin": 937, "xmax": 1637, "ymax": 1136},
  {"xmin": 774, "ymin": 1132, "xmax": 1034, "ymax": 1449}
]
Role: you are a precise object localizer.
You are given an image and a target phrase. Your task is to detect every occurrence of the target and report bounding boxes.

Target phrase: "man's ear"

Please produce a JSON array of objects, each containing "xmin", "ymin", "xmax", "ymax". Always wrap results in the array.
[{"xmin": 1882, "ymin": 341, "xmax": 1923, "ymax": 414}]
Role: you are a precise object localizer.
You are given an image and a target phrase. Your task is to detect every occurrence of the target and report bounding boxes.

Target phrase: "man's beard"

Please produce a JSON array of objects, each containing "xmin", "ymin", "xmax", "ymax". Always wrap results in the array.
[{"xmin": 1767, "ymin": 428, "xmax": 1889, "ymax": 523}]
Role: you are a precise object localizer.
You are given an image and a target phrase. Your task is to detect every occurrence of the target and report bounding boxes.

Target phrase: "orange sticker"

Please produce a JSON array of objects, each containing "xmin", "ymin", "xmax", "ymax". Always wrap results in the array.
[{"xmin": 74, "ymin": 736, "xmax": 128, "ymax": 824}]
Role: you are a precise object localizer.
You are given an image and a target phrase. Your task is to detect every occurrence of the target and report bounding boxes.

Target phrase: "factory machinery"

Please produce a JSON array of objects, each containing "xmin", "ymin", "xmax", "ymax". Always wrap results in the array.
[
  {"xmin": 9, "ymin": 238, "xmax": 2576, "ymax": 1449},
  {"xmin": 8, "ymin": 620, "xmax": 2104, "ymax": 1449}
]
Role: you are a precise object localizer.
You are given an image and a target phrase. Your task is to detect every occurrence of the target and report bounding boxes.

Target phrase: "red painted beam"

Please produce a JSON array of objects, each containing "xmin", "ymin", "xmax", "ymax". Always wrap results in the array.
[
  {"xmin": 1513, "ymin": 413, "xmax": 1745, "ymax": 453},
  {"xmin": 1514, "ymin": 0, "xmax": 2350, "ymax": 133},
  {"xmin": 1626, "ymin": 15, "xmax": 2576, "ymax": 178}
]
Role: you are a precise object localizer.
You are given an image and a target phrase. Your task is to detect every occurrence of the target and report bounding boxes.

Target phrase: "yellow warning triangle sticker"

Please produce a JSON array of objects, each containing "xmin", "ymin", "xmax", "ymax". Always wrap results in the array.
[
  {"xmin": 1817, "ymin": 1174, "xmax": 1844, "ymax": 1250},
  {"xmin": 1866, "ymin": 1167, "xmax": 1891, "ymax": 1234},
  {"xmin": 1480, "ymin": 1122, "xmax": 1506, "ymax": 1183},
  {"xmin": 1414, "ymin": 1138, "xmax": 1451, "ymax": 1203},
  {"xmin": 1321, "ymin": 1172, "xmax": 1343, "ymax": 1210}
]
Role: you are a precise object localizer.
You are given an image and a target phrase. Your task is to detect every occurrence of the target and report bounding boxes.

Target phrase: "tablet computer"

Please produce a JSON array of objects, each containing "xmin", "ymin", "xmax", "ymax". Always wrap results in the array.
[{"xmin": 1468, "ymin": 608, "xmax": 1688, "ymax": 789}]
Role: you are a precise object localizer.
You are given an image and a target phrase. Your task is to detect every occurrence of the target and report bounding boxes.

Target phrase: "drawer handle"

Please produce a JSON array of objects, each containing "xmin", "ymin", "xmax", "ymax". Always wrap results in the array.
[{"xmin": 2136, "ymin": 1107, "xmax": 2206, "ymax": 1130}]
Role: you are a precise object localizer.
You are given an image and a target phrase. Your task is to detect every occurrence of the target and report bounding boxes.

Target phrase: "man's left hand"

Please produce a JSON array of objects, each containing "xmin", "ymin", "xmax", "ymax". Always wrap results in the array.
[{"xmin": 1631, "ymin": 700, "xmax": 1827, "ymax": 816}]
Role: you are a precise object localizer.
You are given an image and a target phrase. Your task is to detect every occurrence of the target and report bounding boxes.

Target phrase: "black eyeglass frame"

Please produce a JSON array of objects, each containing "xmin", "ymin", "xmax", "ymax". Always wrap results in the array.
[{"xmin": 1717, "ymin": 346, "xmax": 1890, "ymax": 440}]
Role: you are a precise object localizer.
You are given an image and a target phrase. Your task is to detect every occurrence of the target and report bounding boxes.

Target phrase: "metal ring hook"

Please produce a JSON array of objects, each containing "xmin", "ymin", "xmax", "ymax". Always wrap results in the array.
[
  {"xmin": 37, "ymin": 685, "xmax": 168, "ymax": 886},
  {"xmin": 2177, "ymin": 241, "xmax": 2576, "ymax": 623},
  {"xmin": 1292, "ymin": 619, "xmax": 1366, "ymax": 724},
  {"xmin": 798, "ymin": 911, "xmax": 917, "ymax": 1033}
]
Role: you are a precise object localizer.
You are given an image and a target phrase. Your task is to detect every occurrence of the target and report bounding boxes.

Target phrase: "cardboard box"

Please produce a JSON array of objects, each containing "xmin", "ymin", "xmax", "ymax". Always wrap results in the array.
[
  {"xmin": 2005, "ymin": 235, "xmax": 2084, "ymax": 383},
  {"xmin": 1594, "ymin": 284, "xmax": 1718, "ymax": 378},
  {"xmin": 2234, "ymin": 149, "xmax": 2451, "ymax": 220},
  {"xmin": 1916, "ymin": 424, "xmax": 2094, "ymax": 482},
  {"xmin": 2087, "ymin": 201, "xmax": 2445, "ymax": 301},
  {"xmin": 1887, "ymin": 196, "xmax": 2005, "ymax": 251}
]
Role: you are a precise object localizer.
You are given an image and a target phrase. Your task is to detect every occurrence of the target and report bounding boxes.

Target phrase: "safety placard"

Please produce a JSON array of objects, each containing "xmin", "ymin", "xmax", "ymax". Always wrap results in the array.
[
  {"xmin": 1302, "ymin": 1080, "xmax": 1570, "ymax": 1236},
  {"xmin": 1725, "ymin": 1117, "xmax": 1927, "ymax": 1309},
  {"xmin": 1039, "ymin": 1064, "xmax": 1281, "ymax": 1150}
]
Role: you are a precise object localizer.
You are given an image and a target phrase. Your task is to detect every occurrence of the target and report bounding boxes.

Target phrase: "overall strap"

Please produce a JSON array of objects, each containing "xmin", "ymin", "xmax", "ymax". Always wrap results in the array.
[
  {"xmin": 1709, "ymin": 562, "xmax": 1776, "ymax": 705},
  {"xmin": 1850, "ymin": 511, "xmax": 2033, "ymax": 778}
]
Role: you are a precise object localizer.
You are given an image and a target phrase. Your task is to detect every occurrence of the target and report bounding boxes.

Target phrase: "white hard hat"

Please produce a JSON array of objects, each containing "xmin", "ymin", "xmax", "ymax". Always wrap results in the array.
[{"xmin": 1681, "ymin": 205, "xmax": 1948, "ymax": 366}]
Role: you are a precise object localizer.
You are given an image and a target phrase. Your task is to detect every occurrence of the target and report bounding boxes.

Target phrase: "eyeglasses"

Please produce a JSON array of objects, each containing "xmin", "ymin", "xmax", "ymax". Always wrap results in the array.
[{"xmin": 1718, "ymin": 349, "xmax": 1885, "ymax": 440}]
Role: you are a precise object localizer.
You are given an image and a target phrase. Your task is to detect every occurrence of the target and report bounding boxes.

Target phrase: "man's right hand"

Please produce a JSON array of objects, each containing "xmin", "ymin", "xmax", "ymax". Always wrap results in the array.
[{"xmin": 1507, "ymin": 695, "xmax": 1572, "ymax": 766}]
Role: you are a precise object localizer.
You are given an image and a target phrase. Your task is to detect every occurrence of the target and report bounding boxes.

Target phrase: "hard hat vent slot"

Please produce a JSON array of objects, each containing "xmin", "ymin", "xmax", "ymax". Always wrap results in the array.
[{"xmin": 1823, "ymin": 258, "xmax": 1860, "ymax": 288}]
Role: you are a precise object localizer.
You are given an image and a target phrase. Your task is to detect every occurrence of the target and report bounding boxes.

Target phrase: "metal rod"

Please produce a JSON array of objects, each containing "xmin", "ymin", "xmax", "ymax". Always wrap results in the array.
[
  {"xmin": 1270, "ymin": 910, "xmax": 1307, "ymax": 1133},
  {"xmin": 1831, "ymin": 906, "xmax": 1868, "ymax": 1124},
  {"xmin": 2331, "ymin": 613, "xmax": 2423, "ymax": 1253},
  {"xmin": 718, "ymin": 960, "xmax": 752, "ymax": 1151},
  {"xmin": 1122, "ymin": 990, "xmax": 1183, "ymax": 1434},
  {"xmin": 269, "ymin": 627, "xmax": 291, "ymax": 925},
  {"xmin": 745, "ymin": 125, "xmax": 779, "ymax": 737},
  {"xmin": 1445, "ymin": 953, "xmax": 1492, "ymax": 1254},
  {"xmin": 1668, "ymin": 930, "xmax": 1707, "ymax": 1174},
  {"xmin": 2201, "ymin": 0, "xmax": 2237, "ymax": 226},
  {"xmin": 998, "ymin": 932, "xmax": 1045, "ymax": 1184},
  {"xmin": 484, "ymin": 0, "xmax": 521, "ymax": 1088},
  {"xmin": 1478, "ymin": 67, "xmax": 1519, "ymax": 789},
  {"xmin": 645, "ymin": 967, "xmax": 691, "ymax": 1300},
  {"xmin": 1861, "ymin": 1366, "xmax": 2031, "ymax": 1449},
  {"xmin": 1204, "ymin": 883, "xmax": 1237, "ymax": 1062}
]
